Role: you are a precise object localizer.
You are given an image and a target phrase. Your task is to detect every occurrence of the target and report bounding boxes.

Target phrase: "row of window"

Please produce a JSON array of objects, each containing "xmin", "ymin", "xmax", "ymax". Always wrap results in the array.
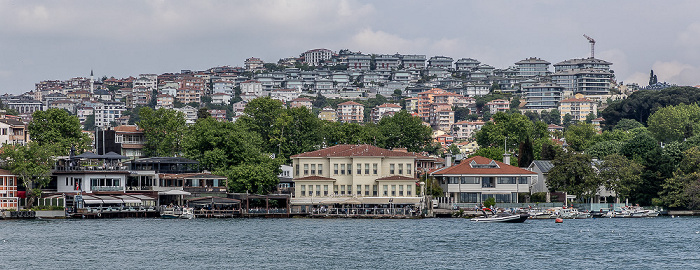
[
  {"xmin": 297, "ymin": 162, "xmax": 414, "ymax": 177},
  {"xmin": 299, "ymin": 184, "xmax": 413, "ymax": 197},
  {"xmin": 446, "ymin": 176, "xmax": 528, "ymax": 184},
  {"xmin": 459, "ymin": 192, "xmax": 519, "ymax": 203}
]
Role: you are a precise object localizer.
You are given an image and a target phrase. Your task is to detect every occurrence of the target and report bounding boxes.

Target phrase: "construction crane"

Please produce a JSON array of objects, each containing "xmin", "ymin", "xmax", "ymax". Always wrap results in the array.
[{"xmin": 583, "ymin": 34, "xmax": 595, "ymax": 58}]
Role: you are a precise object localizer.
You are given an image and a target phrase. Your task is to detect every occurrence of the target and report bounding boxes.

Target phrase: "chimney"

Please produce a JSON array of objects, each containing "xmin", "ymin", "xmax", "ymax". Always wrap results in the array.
[
  {"xmin": 446, "ymin": 152, "xmax": 452, "ymax": 167},
  {"xmin": 503, "ymin": 153, "xmax": 511, "ymax": 165}
]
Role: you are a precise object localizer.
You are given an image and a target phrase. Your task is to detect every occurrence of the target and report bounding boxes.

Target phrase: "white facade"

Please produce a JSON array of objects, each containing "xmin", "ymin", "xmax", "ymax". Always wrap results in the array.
[{"xmin": 94, "ymin": 102, "xmax": 126, "ymax": 128}]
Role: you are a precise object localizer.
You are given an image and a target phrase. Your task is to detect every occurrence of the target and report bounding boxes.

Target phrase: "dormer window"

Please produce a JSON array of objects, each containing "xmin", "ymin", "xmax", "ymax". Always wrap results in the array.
[{"xmin": 469, "ymin": 160, "xmax": 500, "ymax": 169}]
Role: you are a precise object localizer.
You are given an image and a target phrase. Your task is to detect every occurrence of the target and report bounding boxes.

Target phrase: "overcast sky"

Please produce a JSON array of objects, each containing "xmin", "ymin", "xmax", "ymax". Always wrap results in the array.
[{"xmin": 1, "ymin": 0, "xmax": 699, "ymax": 94}]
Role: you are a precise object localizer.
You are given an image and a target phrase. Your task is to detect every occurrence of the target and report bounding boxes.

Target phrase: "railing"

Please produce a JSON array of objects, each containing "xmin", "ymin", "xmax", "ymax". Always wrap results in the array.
[
  {"xmin": 184, "ymin": 186, "xmax": 227, "ymax": 193},
  {"xmin": 294, "ymin": 207, "xmax": 419, "ymax": 217},
  {"xmin": 92, "ymin": 186, "xmax": 123, "ymax": 191},
  {"xmin": 54, "ymin": 166, "xmax": 128, "ymax": 172}
]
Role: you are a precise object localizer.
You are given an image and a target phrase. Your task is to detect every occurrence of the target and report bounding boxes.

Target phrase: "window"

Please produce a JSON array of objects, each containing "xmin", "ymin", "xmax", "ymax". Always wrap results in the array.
[
  {"xmin": 461, "ymin": 177, "xmax": 479, "ymax": 184},
  {"xmin": 407, "ymin": 164, "xmax": 412, "ymax": 175},
  {"xmin": 399, "ymin": 185, "xmax": 404, "ymax": 196},
  {"xmin": 324, "ymin": 185, "xmax": 329, "ymax": 196},
  {"xmin": 304, "ymin": 164, "xmax": 309, "ymax": 176},
  {"xmin": 460, "ymin": 192, "xmax": 479, "ymax": 203},
  {"xmin": 518, "ymin": 177, "xmax": 528, "ymax": 184},
  {"xmin": 318, "ymin": 164, "xmax": 323, "ymax": 175},
  {"xmin": 334, "ymin": 164, "xmax": 339, "ymax": 175},
  {"xmin": 316, "ymin": 185, "xmax": 321, "ymax": 196},
  {"xmin": 407, "ymin": 185, "xmax": 412, "ymax": 196},
  {"xmin": 340, "ymin": 164, "xmax": 345, "ymax": 175},
  {"xmin": 295, "ymin": 164, "xmax": 299, "ymax": 177},
  {"xmin": 357, "ymin": 163, "xmax": 362, "ymax": 175},
  {"xmin": 347, "ymin": 164, "xmax": 352, "ymax": 175},
  {"xmin": 449, "ymin": 177, "xmax": 459, "ymax": 184},
  {"xmin": 347, "ymin": 185, "xmax": 352, "ymax": 194},
  {"xmin": 383, "ymin": 185, "xmax": 388, "ymax": 196},
  {"xmin": 365, "ymin": 185, "xmax": 370, "ymax": 196},
  {"xmin": 300, "ymin": 185, "xmax": 306, "ymax": 197},
  {"xmin": 398, "ymin": 164, "xmax": 403, "ymax": 175},
  {"xmin": 390, "ymin": 164, "xmax": 395, "ymax": 175},
  {"xmin": 308, "ymin": 185, "xmax": 313, "ymax": 196},
  {"xmin": 373, "ymin": 185, "xmax": 378, "ymax": 196},
  {"xmin": 311, "ymin": 164, "xmax": 316, "ymax": 175},
  {"xmin": 391, "ymin": 185, "xmax": 396, "ymax": 196},
  {"xmin": 373, "ymin": 163, "xmax": 378, "ymax": 175},
  {"xmin": 334, "ymin": 185, "xmax": 338, "ymax": 195},
  {"xmin": 341, "ymin": 185, "xmax": 345, "ymax": 195},
  {"xmin": 365, "ymin": 164, "xmax": 370, "ymax": 175},
  {"xmin": 357, "ymin": 185, "xmax": 361, "ymax": 195},
  {"xmin": 498, "ymin": 177, "xmax": 517, "ymax": 184}
]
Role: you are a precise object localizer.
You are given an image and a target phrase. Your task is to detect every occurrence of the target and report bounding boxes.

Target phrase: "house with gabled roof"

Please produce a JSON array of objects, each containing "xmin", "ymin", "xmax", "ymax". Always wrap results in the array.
[{"xmin": 430, "ymin": 155, "xmax": 536, "ymax": 204}]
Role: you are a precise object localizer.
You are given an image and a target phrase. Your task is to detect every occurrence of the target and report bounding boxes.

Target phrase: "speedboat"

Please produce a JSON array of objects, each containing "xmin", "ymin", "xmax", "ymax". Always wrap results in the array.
[{"xmin": 471, "ymin": 212, "xmax": 529, "ymax": 223}]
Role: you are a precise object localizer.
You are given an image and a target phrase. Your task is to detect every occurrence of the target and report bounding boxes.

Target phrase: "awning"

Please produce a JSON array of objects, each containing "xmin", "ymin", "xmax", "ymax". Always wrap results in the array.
[
  {"xmin": 159, "ymin": 190, "xmax": 191, "ymax": 196},
  {"xmin": 96, "ymin": 196, "xmax": 123, "ymax": 204},
  {"xmin": 116, "ymin": 195, "xmax": 141, "ymax": 204},
  {"xmin": 81, "ymin": 195, "xmax": 103, "ymax": 204}
]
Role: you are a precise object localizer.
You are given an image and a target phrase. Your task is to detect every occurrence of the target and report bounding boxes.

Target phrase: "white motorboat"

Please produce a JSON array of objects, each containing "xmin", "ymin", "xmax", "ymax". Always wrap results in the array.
[{"xmin": 471, "ymin": 211, "xmax": 529, "ymax": 223}]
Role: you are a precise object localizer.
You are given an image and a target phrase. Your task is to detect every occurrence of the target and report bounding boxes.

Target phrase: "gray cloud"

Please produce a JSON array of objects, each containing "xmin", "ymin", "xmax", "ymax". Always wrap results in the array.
[{"xmin": 1, "ymin": 0, "xmax": 699, "ymax": 94}]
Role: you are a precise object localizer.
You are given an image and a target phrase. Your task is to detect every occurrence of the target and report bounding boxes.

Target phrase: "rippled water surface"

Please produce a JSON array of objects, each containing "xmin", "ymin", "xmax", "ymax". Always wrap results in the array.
[{"xmin": 1, "ymin": 217, "xmax": 699, "ymax": 269}]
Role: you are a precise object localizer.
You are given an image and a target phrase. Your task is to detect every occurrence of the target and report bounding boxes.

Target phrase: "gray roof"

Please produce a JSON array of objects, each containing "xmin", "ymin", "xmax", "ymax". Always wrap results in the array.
[{"xmin": 531, "ymin": 160, "xmax": 554, "ymax": 173}]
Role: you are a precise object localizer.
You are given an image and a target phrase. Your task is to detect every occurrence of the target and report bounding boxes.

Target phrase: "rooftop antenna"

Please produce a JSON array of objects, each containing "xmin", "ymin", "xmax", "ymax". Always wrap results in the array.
[{"xmin": 583, "ymin": 34, "xmax": 595, "ymax": 58}]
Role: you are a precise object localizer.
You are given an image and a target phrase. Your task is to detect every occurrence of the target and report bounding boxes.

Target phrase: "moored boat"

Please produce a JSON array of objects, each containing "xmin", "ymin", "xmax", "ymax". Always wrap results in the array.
[{"xmin": 471, "ymin": 211, "xmax": 529, "ymax": 223}]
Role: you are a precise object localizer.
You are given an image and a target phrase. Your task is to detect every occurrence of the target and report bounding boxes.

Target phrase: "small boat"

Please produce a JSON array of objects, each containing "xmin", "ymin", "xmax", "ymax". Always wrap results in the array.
[
  {"xmin": 160, "ymin": 207, "xmax": 195, "ymax": 219},
  {"xmin": 471, "ymin": 211, "xmax": 529, "ymax": 223}
]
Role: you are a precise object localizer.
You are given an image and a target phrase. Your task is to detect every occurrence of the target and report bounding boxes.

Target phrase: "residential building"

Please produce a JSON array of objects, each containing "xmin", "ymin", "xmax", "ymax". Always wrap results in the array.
[
  {"xmin": 132, "ymin": 86, "xmax": 152, "ymax": 107},
  {"xmin": 527, "ymin": 160, "xmax": 553, "ymax": 198},
  {"xmin": 174, "ymin": 105, "xmax": 197, "ymax": 124},
  {"xmin": 208, "ymin": 110, "xmax": 227, "ymax": 121},
  {"xmin": 523, "ymin": 82, "xmax": 564, "ymax": 112},
  {"xmin": 211, "ymin": 92, "xmax": 232, "ymax": 105},
  {"xmin": 375, "ymin": 54, "xmax": 400, "ymax": 70},
  {"xmin": 452, "ymin": 121, "xmax": 484, "ymax": 141},
  {"xmin": 0, "ymin": 118, "xmax": 28, "ymax": 146},
  {"xmin": 94, "ymin": 102, "xmax": 126, "ymax": 128},
  {"xmin": 427, "ymin": 56, "xmax": 454, "ymax": 69},
  {"xmin": 156, "ymin": 94, "xmax": 174, "ymax": 109},
  {"xmin": 347, "ymin": 54, "xmax": 371, "ymax": 70},
  {"xmin": 94, "ymin": 125, "xmax": 145, "ymax": 159},
  {"xmin": 245, "ymin": 57, "xmax": 265, "ymax": 72},
  {"xmin": 302, "ymin": 48, "xmax": 333, "ymax": 66},
  {"xmin": 485, "ymin": 99, "xmax": 510, "ymax": 114},
  {"xmin": 399, "ymin": 54, "xmax": 426, "ymax": 69},
  {"xmin": 455, "ymin": 58, "xmax": 481, "ymax": 71},
  {"xmin": 318, "ymin": 106, "xmax": 338, "ymax": 122},
  {"xmin": 429, "ymin": 103, "xmax": 454, "ymax": 132},
  {"xmin": 559, "ymin": 96, "xmax": 598, "ymax": 122},
  {"xmin": 515, "ymin": 57, "xmax": 551, "ymax": 77},
  {"xmin": 462, "ymin": 82, "xmax": 490, "ymax": 97},
  {"xmin": 551, "ymin": 68, "xmax": 613, "ymax": 96},
  {"xmin": 289, "ymin": 97, "xmax": 313, "ymax": 110},
  {"xmin": 48, "ymin": 100, "xmax": 77, "ymax": 114},
  {"xmin": 371, "ymin": 103, "xmax": 401, "ymax": 123},
  {"xmin": 6, "ymin": 99, "xmax": 42, "ymax": 115},
  {"xmin": 435, "ymin": 134, "xmax": 454, "ymax": 147},
  {"xmin": 270, "ymin": 88, "xmax": 302, "ymax": 103},
  {"xmin": 290, "ymin": 144, "xmax": 419, "ymax": 204},
  {"xmin": 232, "ymin": 101, "xmax": 247, "ymax": 116},
  {"xmin": 76, "ymin": 106, "xmax": 94, "ymax": 124},
  {"xmin": 0, "ymin": 169, "xmax": 18, "ymax": 210},
  {"xmin": 240, "ymin": 80, "xmax": 263, "ymax": 96},
  {"xmin": 212, "ymin": 80, "xmax": 235, "ymax": 95},
  {"xmin": 337, "ymin": 101, "xmax": 364, "ymax": 123},
  {"xmin": 431, "ymin": 155, "xmax": 536, "ymax": 204},
  {"xmin": 176, "ymin": 87, "xmax": 202, "ymax": 104},
  {"xmin": 553, "ymin": 58, "xmax": 612, "ymax": 72}
]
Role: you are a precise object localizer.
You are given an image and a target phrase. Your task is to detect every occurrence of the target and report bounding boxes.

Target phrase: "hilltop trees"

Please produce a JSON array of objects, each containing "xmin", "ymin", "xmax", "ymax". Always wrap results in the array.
[
  {"xmin": 378, "ymin": 110, "xmax": 432, "ymax": 152},
  {"xmin": 547, "ymin": 152, "xmax": 600, "ymax": 200},
  {"xmin": 601, "ymin": 86, "xmax": 700, "ymax": 127}
]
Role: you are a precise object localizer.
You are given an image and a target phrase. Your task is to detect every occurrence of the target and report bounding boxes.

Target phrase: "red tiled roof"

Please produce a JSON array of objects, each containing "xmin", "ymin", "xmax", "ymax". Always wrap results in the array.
[
  {"xmin": 0, "ymin": 169, "xmax": 15, "ymax": 175},
  {"xmin": 560, "ymin": 98, "xmax": 592, "ymax": 103},
  {"xmin": 338, "ymin": 101, "xmax": 363, "ymax": 106},
  {"xmin": 291, "ymin": 144, "xmax": 416, "ymax": 158},
  {"xmin": 432, "ymin": 156, "xmax": 536, "ymax": 175},
  {"xmin": 114, "ymin": 125, "xmax": 142, "ymax": 133},
  {"xmin": 293, "ymin": 176, "xmax": 336, "ymax": 181},
  {"xmin": 376, "ymin": 175, "xmax": 418, "ymax": 181}
]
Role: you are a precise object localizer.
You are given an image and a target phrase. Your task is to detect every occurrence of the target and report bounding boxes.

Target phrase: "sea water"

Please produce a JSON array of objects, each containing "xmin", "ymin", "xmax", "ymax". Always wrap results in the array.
[{"xmin": 1, "ymin": 217, "xmax": 698, "ymax": 269}]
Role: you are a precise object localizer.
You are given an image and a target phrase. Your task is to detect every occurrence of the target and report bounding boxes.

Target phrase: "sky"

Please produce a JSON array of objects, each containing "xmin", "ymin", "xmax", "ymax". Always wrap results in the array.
[{"xmin": 1, "ymin": 0, "xmax": 699, "ymax": 94}]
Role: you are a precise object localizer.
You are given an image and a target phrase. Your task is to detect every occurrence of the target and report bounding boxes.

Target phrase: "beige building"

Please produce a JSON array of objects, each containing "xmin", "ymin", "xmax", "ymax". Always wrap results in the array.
[
  {"xmin": 337, "ymin": 101, "xmax": 364, "ymax": 123},
  {"xmin": 291, "ymin": 145, "xmax": 419, "ymax": 205},
  {"xmin": 318, "ymin": 107, "xmax": 338, "ymax": 122},
  {"xmin": 559, "ymin": 95, "xmax": 598, "ymax": 122}
]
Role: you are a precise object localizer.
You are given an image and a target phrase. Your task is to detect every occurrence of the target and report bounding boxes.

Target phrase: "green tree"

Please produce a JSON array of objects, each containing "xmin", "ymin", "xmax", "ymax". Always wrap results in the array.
[
  {"xmin": 182, "ymin": 117, "xmax": 264, "ymax": 171},
  {"xmin": 447, "ymin": 144, "xmax": 460, "ymax": 156},
  {"xmin": 197, "ymin": 108, "xmax": 211, "ymax": 119},
  {"xmin": 0, "ymin": 143, "xmax": 54, "ymax": 208},
  {"xmin": 602, "ymin": 86, "xmax": 700, "ymax": 127},
  {"xmin": 28, "ymin": 108, "xmax": 91, "ymax": 155},
  {"xmin": 540, "ymin": 142, "xmax": 561, "ymax": 160},
  {"xmin": 647, "ymin": 103, "xmax": 700, "ymax": 143},
  {"xmin": 270, "ymin": 107, "xmax": 324, "ymax": 160},
  {"xmin": 378, "ymin": 110, "xmax": 432, "ymax": 152},
  {"xmin": 547, "ymin": 152, "xmax": 600, "ymax": 199},
  {"xmin": 219, "ymin": 161, "xmax": 282, "ymax": 194},
  {"xmin": 237, "ymin": 97, "xmax": 285, "ymax": 152},
  {"xmin": 613, "ymin": 119, "xmax": 643, "ymax": 131},
  {"xmin": 469, "ymin": 147, "xmax": 506, "ymax": 163},
  {"xmin": 564, "ymin": 122, "xmax": 597, "ymax": 152},
  {"xmin": 475, "ymin": 112, "xmax": 547, "ymax": 151},
  {"xmin": 137, "ymin": 107, "xmax": 186, "ymax": 157},
  {"xmin": 562, "ymin": 113, "xmax": 574, "ymax": 127},
  {"xmin": 510, "ymin": 96, "xmax": 520, "ymax": 110},
  {"xmin": 83, "ymin": 114, "xmax": 95, "ymax": 131},
  {"xmin": 597, "ymin": 154, "xmax": 643, "ymax": 201},
  {"xmin": 586, "ymin": 140, "xmax": 624, "ymax": 159},
  {"xmin": 518, "ymin": 137, "xmax": 534, "ymax": 167}
]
